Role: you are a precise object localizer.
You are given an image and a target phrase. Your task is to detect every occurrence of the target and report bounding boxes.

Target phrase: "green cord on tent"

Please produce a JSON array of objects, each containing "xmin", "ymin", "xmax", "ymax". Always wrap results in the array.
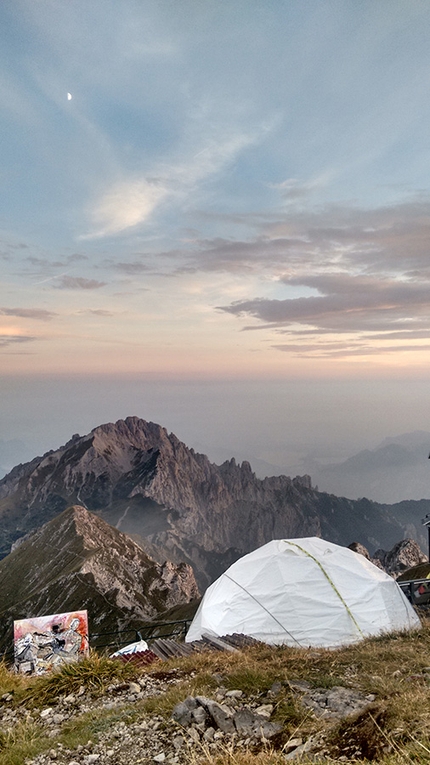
[{"xmin": 284, "ymin": 541, "xmax": 365, "ymax": 639}]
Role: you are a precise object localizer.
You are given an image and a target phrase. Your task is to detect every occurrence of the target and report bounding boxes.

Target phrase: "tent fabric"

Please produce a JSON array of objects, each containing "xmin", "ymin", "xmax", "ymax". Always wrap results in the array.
[
  {"xmin": 110, "ymin": 639, "xmax": 149, "ymax": 657},
  {"xmin": 186, "ymin": 537, "xmax": 421, "ymax": 648}
]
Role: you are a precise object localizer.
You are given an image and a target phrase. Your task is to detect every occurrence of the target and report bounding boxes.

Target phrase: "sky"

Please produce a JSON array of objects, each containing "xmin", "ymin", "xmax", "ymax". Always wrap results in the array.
[{"xmin": 2, "ymin": 0, "xmax": 430, "ymax": 476}]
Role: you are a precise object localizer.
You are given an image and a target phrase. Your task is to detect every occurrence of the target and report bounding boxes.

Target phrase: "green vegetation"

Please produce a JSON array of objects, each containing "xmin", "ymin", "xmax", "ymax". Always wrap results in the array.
[
  {"xmin": 0, "ymin": 625, "xmax": 429, "ymax": 763},
  {"xmin": 21, "ymin": 651, "xmax": 135, "ymax": 707}
]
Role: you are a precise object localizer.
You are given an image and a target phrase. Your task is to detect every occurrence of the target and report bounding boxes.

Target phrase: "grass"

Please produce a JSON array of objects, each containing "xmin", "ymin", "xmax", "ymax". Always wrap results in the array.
[
  {"xmin": 0, "ymin": 623, "xmax": 429, "ymax": 762},
  {"xmin": 19, "ymin": 650, "xmax": 135, "ymax": 707}
]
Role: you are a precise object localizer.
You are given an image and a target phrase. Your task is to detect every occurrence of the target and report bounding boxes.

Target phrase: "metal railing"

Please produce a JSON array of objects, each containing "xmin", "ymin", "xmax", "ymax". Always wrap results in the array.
[
  {"xmin": 89, "ymin": 619, "xmax": 192, "ymax": 651},
  {"xmin": 398, "ymin": 578, "xmax": 430, "ymax": 607}
]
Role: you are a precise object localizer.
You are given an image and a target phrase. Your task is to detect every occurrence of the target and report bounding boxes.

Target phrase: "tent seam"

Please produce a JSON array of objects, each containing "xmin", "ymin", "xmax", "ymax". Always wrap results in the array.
[{"xmin": 284, "ymin": 541, "xmax": 365, "ymax": 639}]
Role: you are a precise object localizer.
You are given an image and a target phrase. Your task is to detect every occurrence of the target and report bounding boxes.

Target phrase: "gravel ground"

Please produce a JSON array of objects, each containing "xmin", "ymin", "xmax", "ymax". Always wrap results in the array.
[{"xmin": 0, "ymin": 671, "xmax": 378, "ymax": 764}]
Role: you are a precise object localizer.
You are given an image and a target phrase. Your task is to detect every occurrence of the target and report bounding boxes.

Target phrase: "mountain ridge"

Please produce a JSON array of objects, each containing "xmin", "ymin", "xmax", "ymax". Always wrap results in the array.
[
  {"xmin": 0, "ymin": 504, "xmax": 199, "ymax": 653},
  {"xmin": 311, "ymin": 430, "xmax": 430, "ymax": 503},
  {"xmin": 0, "ymin": 417, "xmax": 428, "ymax": 587}
]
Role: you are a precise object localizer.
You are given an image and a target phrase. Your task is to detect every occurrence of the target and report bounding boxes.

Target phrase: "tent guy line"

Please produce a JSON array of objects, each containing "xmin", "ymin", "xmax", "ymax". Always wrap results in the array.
[{"xmin": 222, "ymin": 572, "xmax": 302, "ymax": 647}]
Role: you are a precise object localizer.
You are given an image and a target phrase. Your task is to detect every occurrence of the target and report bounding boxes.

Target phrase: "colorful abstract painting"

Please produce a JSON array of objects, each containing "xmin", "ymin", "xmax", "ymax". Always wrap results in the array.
[{"xmin": 14, "ymin": 610, "xmax": 89, "ymax": 675}]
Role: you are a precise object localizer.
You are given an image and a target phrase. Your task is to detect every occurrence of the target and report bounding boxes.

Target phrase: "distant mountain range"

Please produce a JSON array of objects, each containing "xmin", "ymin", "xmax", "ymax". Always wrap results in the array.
[
  {"xmin": 308, "ymin": 431, "xmax": 430, "ymax": 504},
  {"xmin": 0, "ymin": 417, "xmax": 429, "ymax": 589},
  {"xmin": 0, "ymin": 504, "xmax": 199, "ymax": 653}
]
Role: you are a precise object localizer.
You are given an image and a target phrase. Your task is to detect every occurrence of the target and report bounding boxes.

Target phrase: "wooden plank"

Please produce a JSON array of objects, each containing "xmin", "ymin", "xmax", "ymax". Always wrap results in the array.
[{"xmin": 202, "ymin": 633, "xmax": 238, "ymax": 652}]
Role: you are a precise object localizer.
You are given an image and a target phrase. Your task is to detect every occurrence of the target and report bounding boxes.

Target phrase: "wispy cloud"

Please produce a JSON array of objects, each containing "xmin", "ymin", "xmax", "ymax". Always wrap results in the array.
[
  {"xmin": 0, "ymin": 334, "xmax": 37, "ymax": 347},
  {"xmin": 0, "ymin": 307, "xmax": 55, "ymax": 320},
  {"xmin": 76, "ymin": 309, "xmax": 114, "ymax": 316},
  {"xmin": 112, "ymin": 261, "xmax": 149, "ymax": 275},
  {"xmin": 81, "ymin": 180, "xmax": 168, "ymax": 240},
  {"xmin": 82, "ymin": 126, "xmax": 263, "ymax": 239},
  {"xmin": 54, "ymin": 276, "xmax": 106, "ymax": 290}
]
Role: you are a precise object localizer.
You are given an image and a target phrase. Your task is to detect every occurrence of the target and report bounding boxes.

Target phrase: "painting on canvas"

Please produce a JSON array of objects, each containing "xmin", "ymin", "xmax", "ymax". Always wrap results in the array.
[{"xmin": 14, "ymin": 610, "xmax": 89, "ymax": 675}]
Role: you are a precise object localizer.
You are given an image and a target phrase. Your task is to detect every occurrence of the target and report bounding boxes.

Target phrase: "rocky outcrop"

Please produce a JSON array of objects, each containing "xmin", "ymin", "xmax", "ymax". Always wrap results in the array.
[
  {"xmin": 0, "ymin": 505, "xmax": 199, "ymax": 653},
  {"xmin": 348, "ymin": 542, "xmax": 371, "ymax": 560},
  {"xmin": 0, "ymin": 417, "xmax": 427, "ymax": 588},
  {"xmin": 349, "ymin": 538, "xmax": 428, "ymax": 578},
  {"xmin": 372, "ymin": 539, "xmax": 428, "ymax": 578}
]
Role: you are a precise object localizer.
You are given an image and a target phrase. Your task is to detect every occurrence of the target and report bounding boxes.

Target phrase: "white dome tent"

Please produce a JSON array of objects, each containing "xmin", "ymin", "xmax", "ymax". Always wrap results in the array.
[{"xmin": 186, "ymin": 538, "xmax": 421, "ymax": 648}]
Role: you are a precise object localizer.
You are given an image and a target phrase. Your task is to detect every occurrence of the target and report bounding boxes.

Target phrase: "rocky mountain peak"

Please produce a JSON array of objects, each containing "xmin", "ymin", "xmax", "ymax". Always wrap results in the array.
[
  {"xmin": 0, "ymin": 505, "xmax": 199, "ymax": 653},
  {"xmin": 350, "ymin": 538, "xmax": 428, "ymax": 578},
  {"xmin": 372, "ymin": 539, "xmax": 428, "ymax": 578},
  {"xmin": 0, "ymin": 416, "xmax": 428, "ymax": 589}
]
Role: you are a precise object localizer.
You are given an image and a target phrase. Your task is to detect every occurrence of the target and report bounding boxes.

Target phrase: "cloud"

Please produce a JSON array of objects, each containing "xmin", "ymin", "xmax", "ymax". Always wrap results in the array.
[
  {"xmin": 76, "ymin": 309, "xmax": 114, "ymax": 316},
  {"xmin": 81, "ymin": 180, "xmax": 168, "ymax": 239},
  {"xmin": 0, "ymin": 335, "xmax": 37, "ymax": 347},
  {"xmin": 273, "ymin": 341, "xmax": 430, "ymax": 359},
  {"xmin": 113, "ymin": 261, "xmax": 149, "ymax": 275},
  {"xmin": 81, "ymin": 124, "xmax": 263, "ymax": 240},
  {"xmin": 0, "ymin": 307, "xmax": 55, "ymax": 321},
  {"xmin": 169, "ymin": 198, "xmax": 430, "ymax": 278},
  {"xmin": 269, "ymin": 173, "xmax": 334, "ymax": 201},
  {"xmin": 203, "ymin": 198, "xmax": 430, "ymax": 356},
  {"xmin": 54, "ymin": 276, "xmax": 106, "ymax": 290},
  {"xmin": 220, "ymin": 272, "xmax": 430, "ymax": 331}
]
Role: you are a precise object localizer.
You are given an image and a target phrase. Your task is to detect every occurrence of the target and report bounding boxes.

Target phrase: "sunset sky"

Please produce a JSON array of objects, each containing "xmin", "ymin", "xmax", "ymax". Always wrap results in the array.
[{"xmin": 2, "ymin": 1, "xmax": 430, "ymax": 473}]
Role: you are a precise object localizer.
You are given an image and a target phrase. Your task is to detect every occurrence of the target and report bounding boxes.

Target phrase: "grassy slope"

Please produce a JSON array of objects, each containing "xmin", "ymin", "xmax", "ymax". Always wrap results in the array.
[{"xmin": 1, "ymin": 622, "xmax": 430, "ymax": 763}]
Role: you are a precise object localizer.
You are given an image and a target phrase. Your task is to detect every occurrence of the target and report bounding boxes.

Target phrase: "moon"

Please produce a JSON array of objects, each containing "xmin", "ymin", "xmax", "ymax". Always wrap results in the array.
[{"xmin": 67, "ymin": 92, "xmax": 72, "ymax": 101}]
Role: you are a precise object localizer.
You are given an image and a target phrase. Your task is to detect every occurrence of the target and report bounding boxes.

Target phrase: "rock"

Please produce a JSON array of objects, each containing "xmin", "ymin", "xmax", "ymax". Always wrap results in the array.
[
  {"xmin": 255, "ymin": 704, "xmax": 273, "ymax": 718},
  {"xmin": 285, "ymin": 734, "xmax": 319, "ymax": 760},
  {"xmin": 172, "ymin": 735, "xmax": 184, "ymax": 751},
  {"xmin": 196, "ymin": 697, "xmax": 235, "ymax": 733},
  {"xmin": 188, "ymin": 728, "xmax": 200, "ymax": 743},
  {"xmin": 225, "ymin": 689, "xmax": 243, "ymax": 698},
  {"xmin": 233, "ymin": 709, "xmax": 282, "ymax": 739},
  {"xmin": 203, "ymin": 727, "xmax": 215, "ymax": 741},
  {"xmin": 268, "ymin": 681, "xmax": 283, "ymax": 696},
  {"xmin": 171, "ymin": 697, "xmax": 197, "ymax": 726},
  {"xmin": 85, "ymin": 756, "xmax": 100, "ymax": 763},
  {"xmin": 302, "ymin": 686, "xmax": 374, "ymax": 719},
  {"xmin": 153, "ymin": 754, "xmax": 166, "ymax": 763},
  {"xmin": 191, "ymin": 707, "xmax": 207, "ymax": 724},
  {"xmin": 258, "ymin": 720, "xmax": 283, "ymax": 740},
  {"xmin": 40, "ymin": 708, "xmax": 52, "ymax": 718},
  {"xmin": 233, "ymin": 709, "xmax": 256, "ymax": 736},
  {"xmin": 289, "ymin": 680, "xmax": 311, "ymax": 692},
  {"xmin": 128, "ymin": 682, "xmax": 141, "ymax": 695},
  {"xmin": 284, "ymin": 737, "xmax": 303, "ymax": 752}
]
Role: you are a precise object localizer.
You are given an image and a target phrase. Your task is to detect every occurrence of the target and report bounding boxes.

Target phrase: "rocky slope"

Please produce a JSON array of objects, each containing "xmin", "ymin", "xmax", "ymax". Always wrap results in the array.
[
  {"xmin": 0, "ymin": 417, "xmax": 428, "ymax": 588},
  {"xmin": 0, "ymin": 505, "xmax": 199, "ymax": 653},
  {"xmin": 348, "ymin": 539, "xmax": 428, "ymax": 578}
]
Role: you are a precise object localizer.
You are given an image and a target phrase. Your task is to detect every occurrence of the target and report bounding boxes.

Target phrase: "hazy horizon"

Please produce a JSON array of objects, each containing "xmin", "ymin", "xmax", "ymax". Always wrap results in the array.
[{"xmin": 2, "ymin": 375, "xmax": 430, "ymax": 481}]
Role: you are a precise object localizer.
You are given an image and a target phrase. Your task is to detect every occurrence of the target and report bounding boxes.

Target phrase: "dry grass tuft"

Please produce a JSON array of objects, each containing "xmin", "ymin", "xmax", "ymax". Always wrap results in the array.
[{"xmin": 21, "ymin": 651, "xmax": 135, "ymax": 706}]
